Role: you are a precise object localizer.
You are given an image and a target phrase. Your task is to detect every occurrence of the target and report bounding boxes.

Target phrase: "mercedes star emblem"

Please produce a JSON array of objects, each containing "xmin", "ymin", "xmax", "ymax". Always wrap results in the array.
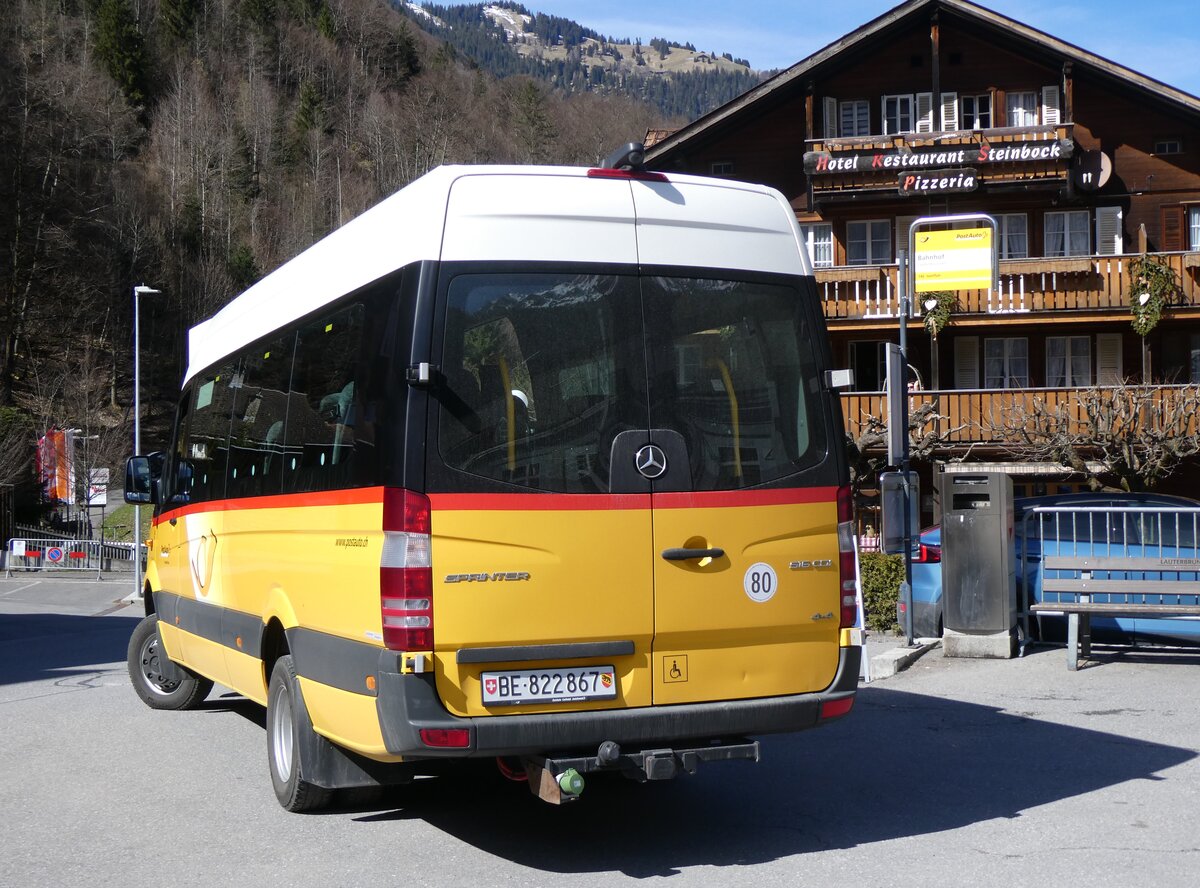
[{"xmin": 634, "ymin": 444, "xmax": 668, "ymax": 480}]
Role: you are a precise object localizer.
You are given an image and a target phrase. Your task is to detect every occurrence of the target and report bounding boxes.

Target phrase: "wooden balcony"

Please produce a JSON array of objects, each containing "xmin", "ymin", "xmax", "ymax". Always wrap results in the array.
[
  {"xmin": 806, "ymin": 124, "xmax": 1074, "ymax": 157},
  {"xmin": 816, "ymin": 251, "xmax": 1200, "ymax": 322},
  {"xmin": 841, "ymin": 385, "xmax": 1200, "ymax": 446}
]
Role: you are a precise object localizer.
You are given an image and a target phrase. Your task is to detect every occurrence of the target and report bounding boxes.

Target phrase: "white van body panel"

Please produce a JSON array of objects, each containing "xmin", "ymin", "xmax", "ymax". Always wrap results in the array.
[
  {"xmin": 184, "ymin": 165, "xmax": 808, "ymax": 386},
  {"xmin": 631, "ymin": 179, "xmax": 812, "ymax": 276},
  {"xmin": 440, "ymin": 172, "xmax": 639, "ymax": 264},
  {"xmin": 185, "ymin": 167, "xmax": 455, "ymax": 385}
]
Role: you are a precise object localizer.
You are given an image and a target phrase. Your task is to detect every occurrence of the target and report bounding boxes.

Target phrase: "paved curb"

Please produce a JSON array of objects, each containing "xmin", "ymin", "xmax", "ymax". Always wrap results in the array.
[{"xmin": 868, "ymin": 639, "xmax": 941, "ymax": 680}]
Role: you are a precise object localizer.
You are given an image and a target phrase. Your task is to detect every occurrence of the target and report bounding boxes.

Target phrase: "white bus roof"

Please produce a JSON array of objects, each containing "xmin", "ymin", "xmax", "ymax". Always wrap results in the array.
[{"xmin": 184, "ymin": 165, "xmax": 811, "ymax": 385}]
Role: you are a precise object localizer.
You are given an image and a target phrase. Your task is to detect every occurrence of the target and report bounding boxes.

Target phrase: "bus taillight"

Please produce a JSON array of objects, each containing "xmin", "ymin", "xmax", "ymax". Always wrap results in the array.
[
  {"xmin": 380, "ymin": 488, "xmax": 433, "ymax": 651},
  {"xmin": 837, "ymin": 485, "xmax": 858, "ymax": 629}
]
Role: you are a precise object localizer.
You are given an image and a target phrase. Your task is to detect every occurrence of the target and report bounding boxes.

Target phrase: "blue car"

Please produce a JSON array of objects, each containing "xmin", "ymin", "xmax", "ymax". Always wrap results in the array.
[
  {"xmin": 909, "ymin": 525, "xmax": 943, "ymax": 638},
  {"xmin": 907, "ymin": 492, "xmax": 1200, "ymax": 645}
]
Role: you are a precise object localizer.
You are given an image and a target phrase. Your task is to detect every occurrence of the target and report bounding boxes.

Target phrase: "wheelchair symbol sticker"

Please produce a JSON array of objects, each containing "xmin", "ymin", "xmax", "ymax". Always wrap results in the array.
[{"xmin": 663, "ymin": 655, "xmax": 688, "ymax": 683}]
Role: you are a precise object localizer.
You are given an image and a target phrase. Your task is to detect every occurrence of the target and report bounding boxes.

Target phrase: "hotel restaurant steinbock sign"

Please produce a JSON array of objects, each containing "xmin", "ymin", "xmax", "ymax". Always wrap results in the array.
[{"xmin": 803, "ymin": 139, "xmax": 1074, "ymax": 196}]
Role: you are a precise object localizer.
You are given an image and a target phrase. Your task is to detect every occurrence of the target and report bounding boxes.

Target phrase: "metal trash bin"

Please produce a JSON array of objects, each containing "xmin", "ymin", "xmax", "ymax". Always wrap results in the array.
[{"xmin": 940, "ymin": 472, "xmax": 1016, "ymax": 658}]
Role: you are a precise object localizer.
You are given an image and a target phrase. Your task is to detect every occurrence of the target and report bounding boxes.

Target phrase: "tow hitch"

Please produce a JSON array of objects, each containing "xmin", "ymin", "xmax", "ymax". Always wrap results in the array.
[{"xmin": 521, "ymin": 738, "xmax": 761, "ymax": 804}]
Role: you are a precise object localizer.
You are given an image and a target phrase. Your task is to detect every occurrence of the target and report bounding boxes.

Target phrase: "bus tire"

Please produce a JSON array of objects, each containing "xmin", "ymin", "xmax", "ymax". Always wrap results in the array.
[
  {"xmin": 127, "ymin": 614, "xmax": 213, "ymax": 711},
  {"xmin": 267, "ymin": 655, "xmax": 332, "ymax": 813}
]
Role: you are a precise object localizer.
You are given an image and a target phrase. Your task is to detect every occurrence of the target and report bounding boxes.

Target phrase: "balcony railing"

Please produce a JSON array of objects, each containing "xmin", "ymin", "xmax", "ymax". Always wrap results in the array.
[
  {"xmin": 806, "ymin": 124, "xmax": 1074, "ymax": 155},
  {"xmin": 841, "ymin": 385, "xmax": 1200, "ymax": 445},
  {"xmin": 816, "ymin": 251, "xmax": 1200, "ymax": 321}
]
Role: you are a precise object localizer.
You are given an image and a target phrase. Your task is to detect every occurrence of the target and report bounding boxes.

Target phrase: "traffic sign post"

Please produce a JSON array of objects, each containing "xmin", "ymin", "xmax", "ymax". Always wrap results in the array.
[{"xmin": 883, "ymin": 214, "xmax": 999, "ymax": 645}]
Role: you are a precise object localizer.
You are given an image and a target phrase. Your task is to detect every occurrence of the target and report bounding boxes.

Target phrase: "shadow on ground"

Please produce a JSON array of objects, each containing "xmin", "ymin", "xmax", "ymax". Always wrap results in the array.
[
  {"xmin": 326, "ymin": 685, "xmax": 1195, "ymax": 877},
  {"xmin": 0, "ymin": 612, "xmax": 141, "ymax": 685},
  {"xmin": 21, "ymin": 608, "xmax": 1194, "ymax": 876}
]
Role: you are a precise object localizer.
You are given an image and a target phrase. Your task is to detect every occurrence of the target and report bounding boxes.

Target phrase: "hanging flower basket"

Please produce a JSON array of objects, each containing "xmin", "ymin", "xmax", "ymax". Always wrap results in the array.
[
  {"xmin": 922, "ymin": 290, "xmax": 956, "ymax": 336},
  {"xmin": 1130, "ymin": 256, "xmax": 1182, "ymax": 336}
]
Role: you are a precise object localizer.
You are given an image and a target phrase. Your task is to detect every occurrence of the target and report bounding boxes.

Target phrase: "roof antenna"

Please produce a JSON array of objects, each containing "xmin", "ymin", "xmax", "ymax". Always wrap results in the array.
[{"xmin": 602, "ymin": 142, "xmax": 646, "ymax": 171}]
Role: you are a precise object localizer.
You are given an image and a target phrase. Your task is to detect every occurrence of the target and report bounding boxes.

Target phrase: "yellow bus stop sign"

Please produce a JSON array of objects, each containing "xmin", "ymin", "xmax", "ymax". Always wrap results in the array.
[{"xmin": 914, "ymin": 227, "xmax": 994, "ymax": 292}]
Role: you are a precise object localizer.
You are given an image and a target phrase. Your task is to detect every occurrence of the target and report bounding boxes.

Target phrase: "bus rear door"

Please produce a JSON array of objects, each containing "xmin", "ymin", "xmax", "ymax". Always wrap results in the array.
[
  {"xmin": 642, "ymin": 275, "xmax": 843, "ymax": 705},
  {"xmin": 429, "ymin": 270, "xmax": 657, "ymax": 717}
]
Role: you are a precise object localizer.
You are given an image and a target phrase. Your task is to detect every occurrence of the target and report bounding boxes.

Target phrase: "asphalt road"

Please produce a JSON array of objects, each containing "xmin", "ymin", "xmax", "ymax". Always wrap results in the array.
[{"xmin": 2, "ymin": 575, "xmax": 1198, "ymax": 888}]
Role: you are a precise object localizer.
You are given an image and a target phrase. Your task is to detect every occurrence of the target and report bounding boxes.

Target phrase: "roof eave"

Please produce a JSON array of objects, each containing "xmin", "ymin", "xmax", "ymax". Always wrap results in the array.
[{"xmin": 647, "ymin": 0, "xmax": 1200, "ymax": 164}]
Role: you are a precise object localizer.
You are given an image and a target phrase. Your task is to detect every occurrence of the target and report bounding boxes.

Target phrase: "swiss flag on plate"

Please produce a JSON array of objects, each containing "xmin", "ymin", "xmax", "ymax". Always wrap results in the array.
[{"xmin": 484, "ymin": 678, "xmax": 498, "ymax": 695}]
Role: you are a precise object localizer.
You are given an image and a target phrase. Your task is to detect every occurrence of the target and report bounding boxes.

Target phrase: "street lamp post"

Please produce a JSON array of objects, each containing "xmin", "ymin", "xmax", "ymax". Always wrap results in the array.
[{"xmin": 130, "ymin": 284, "xmax": 161, "ymax": 603}]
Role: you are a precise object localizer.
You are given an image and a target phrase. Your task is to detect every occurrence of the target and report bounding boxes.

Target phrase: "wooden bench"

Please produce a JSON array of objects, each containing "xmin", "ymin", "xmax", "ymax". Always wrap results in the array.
[{"xmin": 1033, "ymin": 556, "xmax": 1200, "ymax": 670}]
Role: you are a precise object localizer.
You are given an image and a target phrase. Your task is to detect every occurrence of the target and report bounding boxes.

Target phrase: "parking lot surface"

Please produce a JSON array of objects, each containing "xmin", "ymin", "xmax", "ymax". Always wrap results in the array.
[{"xmin": 2, "ymin": 575, "xmax": 1198, "ymax": 888}]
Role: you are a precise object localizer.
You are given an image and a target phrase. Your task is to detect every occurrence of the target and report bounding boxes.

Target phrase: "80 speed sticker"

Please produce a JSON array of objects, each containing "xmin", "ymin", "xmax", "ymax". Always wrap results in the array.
[{"xmin": 743, "ymin": 562, "xmax": 778, "ymax": 603}]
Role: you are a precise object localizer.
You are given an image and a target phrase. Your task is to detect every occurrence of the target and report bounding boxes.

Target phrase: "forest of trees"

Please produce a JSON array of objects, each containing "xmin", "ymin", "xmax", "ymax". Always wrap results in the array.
[{"xmin": 0, "ymin": 0, "xmax": 674, "ymax": 506}]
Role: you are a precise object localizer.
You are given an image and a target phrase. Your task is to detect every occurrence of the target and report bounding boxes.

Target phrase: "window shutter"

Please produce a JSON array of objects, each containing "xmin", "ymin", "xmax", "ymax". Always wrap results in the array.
[
  {"xmin": 916, "ymin": 92, "xmax": 935, "ymax": 132},
  {"xmin": 1096, "ymin": 334, "xmax": 1123, "ymax": 385},
  {"xmin": 1162, "ymin": 205, "xmax": 1185, "ymax": 251},
  {"xmin": 824, "ymin": 97, "xmax": 838, "ymax": 139},
  {"xmin": 940, "ymin": 92, "xmax": 959, "ymax": 131},
  {"xmin": 1041, "ymin": 85, "xmax": 1061, "ymax": 125},
  {"xmin": 895, "ymin": 215, "xmax": 918, "ymax": 262},
  {"xmin": 955, "ymin": 337, "xmax": 979, "ymax": 389},
  {"xmin": 1096, "ymin": 206, "xmax": 1123, "ymax": 255}
]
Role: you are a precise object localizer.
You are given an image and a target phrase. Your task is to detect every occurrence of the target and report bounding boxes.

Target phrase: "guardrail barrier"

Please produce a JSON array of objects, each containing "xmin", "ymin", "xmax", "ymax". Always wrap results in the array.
[{"xmin": 4, "ymin": 538, "xmax": 135, "ymax": 579}]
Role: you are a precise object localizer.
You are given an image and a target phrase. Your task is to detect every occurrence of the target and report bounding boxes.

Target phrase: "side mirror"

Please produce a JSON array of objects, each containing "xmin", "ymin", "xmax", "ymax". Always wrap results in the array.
[{"xmin": 124, "ymin": 456, "xmax": 158, "ymax": 505}]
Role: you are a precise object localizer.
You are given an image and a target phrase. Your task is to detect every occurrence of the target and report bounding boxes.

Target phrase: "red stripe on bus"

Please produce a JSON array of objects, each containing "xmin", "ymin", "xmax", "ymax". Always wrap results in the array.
[
  {"xmin": 653, "ymin": 487, "xmax": 839, "ymax": 510},
  {"xmin": 154, "ymin": 486, "xmax": 386, "ymax": 526},
  {"xmin": 427, "ymin": 487, "xmax": 837, "ymax": 512},
  {"xmin": 428, "ymin": 493, "xmax": 652, "ymax": 511},
  {"xmin": 150, "ymin": 485, "xmax": 838, "ymax": 525}
]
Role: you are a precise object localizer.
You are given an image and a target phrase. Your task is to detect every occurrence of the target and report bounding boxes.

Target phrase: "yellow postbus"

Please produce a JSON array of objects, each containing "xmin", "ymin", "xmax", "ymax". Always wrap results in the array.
[{"xmin": 125, "ymin": 155, "xmax": 861, "ymax": 811}]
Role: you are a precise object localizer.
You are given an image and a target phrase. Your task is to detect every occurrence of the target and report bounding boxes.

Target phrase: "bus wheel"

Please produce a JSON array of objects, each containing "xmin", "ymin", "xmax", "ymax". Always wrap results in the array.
[
  {"xmin": 127, "ymin": 615, "xmax": 213, "ymax": 711},
  {"xmin": 267, "ymin": 655, "xmax": 332, "ymax": 813}
]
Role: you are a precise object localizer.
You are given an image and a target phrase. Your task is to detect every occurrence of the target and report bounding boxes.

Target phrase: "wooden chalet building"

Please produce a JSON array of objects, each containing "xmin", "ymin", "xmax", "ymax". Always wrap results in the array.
[{"xmin": 646, "ymin": 0, "xmax": 1200, "ymax": 528}]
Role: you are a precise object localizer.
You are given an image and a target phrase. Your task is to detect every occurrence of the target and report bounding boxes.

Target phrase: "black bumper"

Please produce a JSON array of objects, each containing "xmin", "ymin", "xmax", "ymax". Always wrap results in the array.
[{"xmin": 375, "ymin": 645, "xmax": 861, "ymax": 758}]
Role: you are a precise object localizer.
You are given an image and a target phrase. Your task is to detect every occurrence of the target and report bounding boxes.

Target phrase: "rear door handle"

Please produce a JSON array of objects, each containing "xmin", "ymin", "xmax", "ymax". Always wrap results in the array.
[{"xmin": 661, "ymin": 547, "xmax": 725, "ymax": 561}]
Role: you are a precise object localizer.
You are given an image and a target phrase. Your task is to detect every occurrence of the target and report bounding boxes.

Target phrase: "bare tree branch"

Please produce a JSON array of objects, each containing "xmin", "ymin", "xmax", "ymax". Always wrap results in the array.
[{"xmin": 982, "ymin": 381, "xmax": 1200, "ymax": 491}]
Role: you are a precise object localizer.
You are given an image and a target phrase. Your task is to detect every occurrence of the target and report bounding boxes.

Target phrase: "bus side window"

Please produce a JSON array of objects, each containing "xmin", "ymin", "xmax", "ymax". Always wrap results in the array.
[
  {"xmin": 227, "ymin": 335, "xmax": 294, "ymax": 500},
  {"xmin": 282, "ymin": 304, "xmax": 364, "ymax": 493},
  {"xmin": 182, "ymin": 361, "xmax": 238, "ymax": 505}
]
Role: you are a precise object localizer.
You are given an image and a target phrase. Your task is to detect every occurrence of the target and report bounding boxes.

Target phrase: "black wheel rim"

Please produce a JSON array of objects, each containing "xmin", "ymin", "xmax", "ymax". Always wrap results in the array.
[{"xmin": 139, "ymin": 631, "xmax": 180, "ymax": 695}]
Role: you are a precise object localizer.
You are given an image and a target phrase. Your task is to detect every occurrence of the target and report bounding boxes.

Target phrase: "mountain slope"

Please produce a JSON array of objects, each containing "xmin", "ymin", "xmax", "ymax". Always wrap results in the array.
[{"xmin": 397, "ymin": 2, "xmax": 765, "ymax": 118}]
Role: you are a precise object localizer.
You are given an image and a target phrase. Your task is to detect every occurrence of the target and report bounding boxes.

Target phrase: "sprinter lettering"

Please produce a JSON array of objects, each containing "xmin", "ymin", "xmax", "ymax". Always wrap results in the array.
[{"xmin": 444, "ymin": 572, "xmax": 531, "ymax": 583}]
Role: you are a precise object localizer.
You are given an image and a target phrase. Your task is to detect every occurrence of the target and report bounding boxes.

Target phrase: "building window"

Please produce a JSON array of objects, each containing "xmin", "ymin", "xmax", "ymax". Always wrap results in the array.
[
  {"xmin": 961, "ymin": 94, "xmax": 992, "ymax": 129},
  {"xmin": 997, "ymin": 214, "xmax": 1028, "ymax": 259},
  {"xmin": 882, "ymin": 95, "xmax": 914, "ymax": 134},
  {"xmin": 799, "ymin": 223, "xmax": 833, "ymax": 268},
  {"xmin": 1045, "ymin": 210, "xmax": 1090, "ymax": 257},
  {"xmin": 850, "ymin": 341, "xmax": 886, "ymax": 391},
  {"xmin": 1006, "ymin": 91, "xmax": 1038, "ymax": 126},
  {"xmin": 1190, "ymin": 207, "xmax": 1200, "ymax": 251},
  {"xmin": 846, "ymin": 220, "xmax": 891, "ymax": 266},
  {"xmin": 1046, "ymin": 336, "xmax": 1092, "ymax": 387},
  {"xmin": 710, "ymin": 161, "xmax": 734, "ymax": 176},
  {"xmin": 840, "ymin": 101, "xmax": 870, "ymax": 137},
  {"xmin": 1154, "ymin": 138, "xmax": 1183, "ymax": 155},
  {"xmin": 984, "ymin": 337, "xmax": 1029, "ymax": 389}
]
